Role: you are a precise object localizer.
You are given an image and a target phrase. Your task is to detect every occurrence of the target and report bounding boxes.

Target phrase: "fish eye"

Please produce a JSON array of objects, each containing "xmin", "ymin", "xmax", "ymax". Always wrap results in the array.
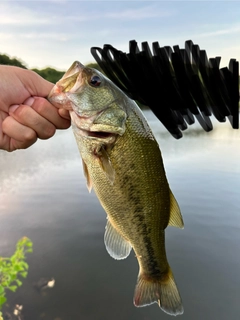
[{"xmin": 90, "ymin": 75, "xmax": 101, "ymax": 87}]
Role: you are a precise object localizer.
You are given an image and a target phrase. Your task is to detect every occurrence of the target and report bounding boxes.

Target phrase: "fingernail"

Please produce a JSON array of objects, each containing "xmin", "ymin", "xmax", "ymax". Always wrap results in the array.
[
  {"xmin": 23, "ymin": 97, "xmax": 35, "ymax": 106},
  {"xmin": 9, "ymin": 105, "xmax": 20, "ymax": 113}
]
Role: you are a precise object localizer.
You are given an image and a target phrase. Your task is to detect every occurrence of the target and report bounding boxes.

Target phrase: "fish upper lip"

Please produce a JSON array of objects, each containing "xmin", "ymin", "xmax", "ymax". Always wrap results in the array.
[
  {"xmin": 68, "ymin": 73, "xmax": 82, "ymax": 93},
  {"xmin": 61, "ymin": 61, "xmax": 83, "ymax": 80},
  {"xmin": 53, "ymin": 61, "xmax": 84, "ymax": 95}
]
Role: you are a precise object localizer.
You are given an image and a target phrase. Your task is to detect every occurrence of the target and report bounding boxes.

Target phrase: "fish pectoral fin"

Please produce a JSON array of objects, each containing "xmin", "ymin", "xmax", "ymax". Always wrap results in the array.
[
  {"xmin": 168, "ymin": 190, "xmax": 184, "ymax": 229},
  {"xmin": 98, "ymin": 147, "xmax": 115, "ymax": 185},
  {"xmin": 82, "ymin": 159, "xmax": 92, "ymax": 192},
  {"xmin": 104, "ymin": 219, "xmax": 132, "ymax": 260}
]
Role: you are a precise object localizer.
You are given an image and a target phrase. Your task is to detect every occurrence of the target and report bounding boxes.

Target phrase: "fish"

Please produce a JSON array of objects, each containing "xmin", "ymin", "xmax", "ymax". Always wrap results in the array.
[{"xmin": 48, "ymin": 61, "xmax": 184, "ymax": 316}]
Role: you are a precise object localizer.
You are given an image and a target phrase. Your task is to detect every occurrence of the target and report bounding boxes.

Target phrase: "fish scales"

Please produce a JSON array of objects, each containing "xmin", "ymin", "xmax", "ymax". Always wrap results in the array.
[
  {"xmin": 48, "ymin": 61, "xmax": 184, "ymax": 316},
  {"xmin": 75, "ymin": 105, "xmax": 169, "ymax": 273}
]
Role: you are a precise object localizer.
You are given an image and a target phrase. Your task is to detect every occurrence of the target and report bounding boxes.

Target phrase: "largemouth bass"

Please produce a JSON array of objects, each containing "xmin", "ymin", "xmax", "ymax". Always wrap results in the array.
[{"xmin": 48, "ymin": 61, "xmax": 184, "ymax": 316}]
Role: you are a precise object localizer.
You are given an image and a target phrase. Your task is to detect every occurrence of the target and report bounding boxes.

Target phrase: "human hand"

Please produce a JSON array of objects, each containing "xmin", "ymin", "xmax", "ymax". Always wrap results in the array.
[{"xmin": 0, "ymin": 65, "xmax": 71, "ymax": 152}]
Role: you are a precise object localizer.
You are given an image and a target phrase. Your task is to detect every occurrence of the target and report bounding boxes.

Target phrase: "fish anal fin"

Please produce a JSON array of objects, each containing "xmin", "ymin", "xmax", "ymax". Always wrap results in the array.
[
  {"xmin": 133, "ymin": 268, "xmax": 184, "ymax": 316},
  {"xmin": 82, "ymin": 160, "xmax": 92, "ymax": 192},
  {"xmin": 168, "ymin": 190, "xmax": 184, "ymax": 229},
  {"xmin": 104, "ymin": 219, "xmax": 132, "ymax": 260}
]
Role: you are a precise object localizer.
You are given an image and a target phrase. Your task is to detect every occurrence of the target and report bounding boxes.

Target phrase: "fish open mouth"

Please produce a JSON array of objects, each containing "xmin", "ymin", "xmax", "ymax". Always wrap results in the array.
[
  {"xmin": 86, "ymin": 131, "xmax": 115, "ymax": 139},
  {"xmin": 79, "ymin": 128, "xmax": 117, "ymax": 140},
  {"xmin": 70, "ymin": 110, "xmax": 120, "ymax": 141}
]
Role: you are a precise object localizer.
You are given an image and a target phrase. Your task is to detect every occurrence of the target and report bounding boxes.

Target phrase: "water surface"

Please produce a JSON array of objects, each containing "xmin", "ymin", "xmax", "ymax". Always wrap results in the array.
[{"xmin": 0, "ymin": 111, "xmax": 240, "ymax": 320}]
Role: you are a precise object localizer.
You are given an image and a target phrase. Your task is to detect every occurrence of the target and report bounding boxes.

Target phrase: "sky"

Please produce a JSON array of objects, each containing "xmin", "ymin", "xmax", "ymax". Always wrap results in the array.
[{"xmin": 0, "ymin": 1, "xmax": 240, "ymax": 71}]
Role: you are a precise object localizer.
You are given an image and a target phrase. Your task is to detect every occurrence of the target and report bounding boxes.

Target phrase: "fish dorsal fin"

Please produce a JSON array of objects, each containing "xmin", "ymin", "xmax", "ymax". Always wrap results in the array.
[
  {"xmin": 82, "ymin": 160, "xmax": 92, "ymax": 192},
  {"xmin": 104, "ymin": 219, "xmax": 132, "ymax": 260},
  {"xmin": 168, "ymin": 190, "xmax": 184, "ymax": 229},
  {"xmin": 98, "ymin": 147, "xmax": 115, "ymax": 185}
]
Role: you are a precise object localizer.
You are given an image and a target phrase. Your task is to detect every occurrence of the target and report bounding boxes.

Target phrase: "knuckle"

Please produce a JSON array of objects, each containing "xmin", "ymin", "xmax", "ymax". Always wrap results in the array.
[
  {"xmin": 41, "ymin": 125, "xmax": 56, "ymax": 139},
  {"xmin": 23, "ymin": 129, "xmax": 37, "ymax": 142},
  {"xmin": 32, "ymin": 98, "xmax": 47, "ymax": 114},
  {"xmin": 58, "ymin": 119, "xmax": 71, "ymax": 129},
  {"xmin": 14, "ymin": 105, "xmax": 29, "ymax": 118},
  {"xmin": 1, "ymin": 117, "xmax": 9, "ymax": 133}
]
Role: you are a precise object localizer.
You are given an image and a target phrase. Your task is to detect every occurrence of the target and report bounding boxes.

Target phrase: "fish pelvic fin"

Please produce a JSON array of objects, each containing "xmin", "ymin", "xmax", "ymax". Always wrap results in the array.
[
  {"xmin": 133, "ymin": 268, "xmax": 184, "ymax": 316},
  {"xmin": 98, "ymin": 146, "xmax": 115, "ymax": 185},
  {"xmin": 82, "ymin": 160, "xmax": 92, "ymax": 192},
  {"xmin": 104, "ymin": 219, "xmax": 132, "ymax": 260},
  {"xmin": 168, "ymin": 190, "xmax": 184, "ymax": 229}
]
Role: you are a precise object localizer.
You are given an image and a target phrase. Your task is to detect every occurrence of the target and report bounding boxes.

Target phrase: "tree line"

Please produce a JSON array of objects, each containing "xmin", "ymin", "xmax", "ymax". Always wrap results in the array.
[{"xmin": 0, "ymin": 53, "xmax": 101, "ymax": 83}]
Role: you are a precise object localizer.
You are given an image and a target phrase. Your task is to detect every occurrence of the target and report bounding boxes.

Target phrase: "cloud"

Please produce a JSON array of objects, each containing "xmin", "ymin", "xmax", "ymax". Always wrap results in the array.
[
  {"xmin": 0, "ymin": 3, "xmax": 53, "ymax": 26},
  {"xmin": 198, "ymin": 24, "xmax": 240, "ymax": 37},
  {"xmin": 20, "ymin": 32, "xmax": 71, "ymax": 41},
  {"xmin": 0, "ymin": 33, "xmax": 14, "ymax": 40},
  {"xmin": 0, "ymin": 2, "xmax": 173, "ymax": 29},
  {"xmin": 105, "ymin": 5, "xmax": 174, "ymax": 20}
]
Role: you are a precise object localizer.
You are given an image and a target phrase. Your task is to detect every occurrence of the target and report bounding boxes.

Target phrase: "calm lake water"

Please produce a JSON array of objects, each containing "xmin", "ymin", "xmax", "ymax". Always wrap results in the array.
[{"xmin": 0, "ymin": 110, "xmax": 240, "ymax": 320}]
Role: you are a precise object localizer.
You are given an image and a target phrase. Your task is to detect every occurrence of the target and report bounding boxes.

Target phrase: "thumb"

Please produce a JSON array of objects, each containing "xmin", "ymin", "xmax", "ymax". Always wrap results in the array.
[{"xmin": 16, "ymin": 68, "xmax": 55, "ymax": 97}]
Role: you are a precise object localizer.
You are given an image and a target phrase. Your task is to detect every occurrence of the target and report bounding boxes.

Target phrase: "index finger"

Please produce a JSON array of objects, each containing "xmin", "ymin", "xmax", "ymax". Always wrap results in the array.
[{"xmin": 31, "ymin": 97, "xmax": 71, "ymax": 129}]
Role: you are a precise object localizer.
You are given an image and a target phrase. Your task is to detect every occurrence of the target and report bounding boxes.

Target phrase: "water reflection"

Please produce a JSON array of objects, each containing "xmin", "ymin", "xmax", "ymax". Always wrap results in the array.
[{"xmin": 0, "ymin": 110, "xmax": 240, "ymax": 319}]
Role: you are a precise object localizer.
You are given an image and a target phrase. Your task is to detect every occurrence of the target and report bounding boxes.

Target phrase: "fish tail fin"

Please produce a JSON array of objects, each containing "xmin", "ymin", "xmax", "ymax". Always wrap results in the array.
[{"xmin": 133, "ymin": 268, "xmax": 183, "ymax": 316}]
